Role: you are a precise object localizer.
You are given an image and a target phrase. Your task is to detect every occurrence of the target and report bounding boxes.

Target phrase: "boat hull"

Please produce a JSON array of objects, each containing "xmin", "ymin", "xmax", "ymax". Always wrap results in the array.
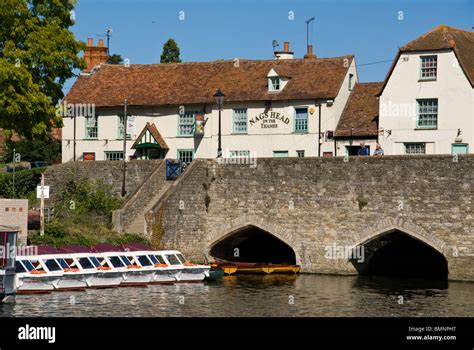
[
  {"xmin": 55, "ymin": 274, "xmax": 88, "ymax": 290},
  {"xmin": 179, "ymin": 267, "xmax": 210, "ymax": 282},
  {"xmin": 121, "ymin": 270, "xmax": 154, "ymax": 285},
  {"xmin": 16, "ymin": 275, "xmax": 58, "ymax": 293},
  {"xmin": 151, "ymin": 269, "xmax": 182, "ymax": 283},
  {"xmin": 88, "ymin": 272, "xmax": 123, "ymax": 288}
]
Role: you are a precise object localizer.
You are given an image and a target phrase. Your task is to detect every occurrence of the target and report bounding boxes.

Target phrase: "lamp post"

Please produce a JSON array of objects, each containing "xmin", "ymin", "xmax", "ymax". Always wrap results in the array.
[
  {"xmin": 121, "ymin": 99, "xmax": 128, "ymax": 197},
  {"xmin": 213, "ymin": 89, "xmax": 225, "ymax": 158}
]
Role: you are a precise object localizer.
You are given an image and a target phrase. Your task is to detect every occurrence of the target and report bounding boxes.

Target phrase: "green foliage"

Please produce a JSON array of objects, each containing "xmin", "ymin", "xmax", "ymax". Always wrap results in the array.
[
  {"xmin": 107, "ymin": 53, "xmax": 123, "ymax": 64},
  {"xmin": 160, "ymin": 39, "xmax": 181, "ymax": 64},
  {"xmin": 0, "ymin": 167, "xmax": 43, "ymax": 198},
  {"xmin": 55, "ymin": 178, "xmax": 122, "ymax": 223},
  {"xmin": 0, "ymin": 0, "xmax": 85, "ymax": 139},
  {"xmin": 4, "ymin": 138, "xmax": 61, "ymax": 163}
]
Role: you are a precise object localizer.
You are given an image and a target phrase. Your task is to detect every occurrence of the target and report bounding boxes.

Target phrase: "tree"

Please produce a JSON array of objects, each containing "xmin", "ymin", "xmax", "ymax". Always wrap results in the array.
[
  {"xmin": 160, "ymin": 39, "xmax": 181, "ymax": 63},
  {"xmin": 0, "ymin": 0, "xmax": 85, "ymax": 139},
  {"xmin": 107, "ymin": 53, "xmax": 123, "ymax": 64}
]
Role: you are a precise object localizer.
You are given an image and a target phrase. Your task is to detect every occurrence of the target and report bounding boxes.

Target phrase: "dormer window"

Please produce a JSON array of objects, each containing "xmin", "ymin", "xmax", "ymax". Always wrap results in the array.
[{"xmin": 268, "ymin": 77, "xmax": 281, "ymax": 92}]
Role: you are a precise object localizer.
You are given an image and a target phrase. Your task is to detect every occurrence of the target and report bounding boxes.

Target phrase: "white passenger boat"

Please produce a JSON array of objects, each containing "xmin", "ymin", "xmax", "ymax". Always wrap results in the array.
[
  {"xmin": 32, "ymin": 246, "xmax": 96, "ymax": 290},
  {"xmin": 15, "ymin": 258, "xmax": 60, "ymax": 293},
  {"xmin": 158, "ymin": 250, "xmax": 210, "ymax": 282},
  {"xmin": 91, "ymin": 244, "xmax": 154, "ymax": 286},
  {"xmin": 59, "ymin": 246, "xmax": 123, "ymax": 288}
]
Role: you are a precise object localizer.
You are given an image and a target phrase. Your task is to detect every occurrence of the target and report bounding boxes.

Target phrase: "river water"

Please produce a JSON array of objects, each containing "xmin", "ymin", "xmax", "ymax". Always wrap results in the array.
[{"xmin": 2, "ymin": 274, "xmax": 473, "ymax": 317}]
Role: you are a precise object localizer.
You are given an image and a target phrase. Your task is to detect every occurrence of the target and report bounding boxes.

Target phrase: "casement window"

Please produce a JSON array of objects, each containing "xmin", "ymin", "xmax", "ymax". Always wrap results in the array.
[
  {"xmin": 229, "ymin": 150, "xmax": 250, "ymax": 158},
  {"xmin": 85, "ymin": 115, "xmax": 98, "ymax": 139},
  {"xmin": 268, "ymin": 77, "xmax": 281, "ymax": 92},
  {"xmin": 177, "ymin": 149, "xmax": 194, "ymax": 163},
  {"xmin": 273, "ymin": 151, "xmax": 288, "ymax": 157},
  {"xmin": 105, "ymin": 151, "xmax": 124, "ymax": 161},
  {"xmin": 297, "ymin": 150, "xmax": 305, "ymax": 158},
  {"xmin": 294, "ymin": 107, "xmax": 308, "ymax": 133},
  {"xmin": 349, "ymin": 73, "xmax": 354, "ymax": 90},
  {"xmin": 233, "ymin": 109, "xmax": 248, "ymax": 133},
  {"xmin": 417, "ymin": 99, "xmax": 438, "ymax": 128},
  {"xmin": 118, "ymin": 115, "xmax": 132, "ymax": 139},
  {"xmin": 178, "ymin": 112, "xmax": 195, "ymax": 136},
  {"xmin": 405, "ymin": 143, "xmax": 426, "ymax": 155},
  {"xmin": 420, "ymin": 56, "xmax": 437, "ymax": 80}
]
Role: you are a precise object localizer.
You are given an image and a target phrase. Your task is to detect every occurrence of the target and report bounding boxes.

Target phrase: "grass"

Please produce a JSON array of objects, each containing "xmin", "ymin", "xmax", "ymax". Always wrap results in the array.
[{"xmin": 28, "ymin": 216, "xmax": 149, "ymax": 247}]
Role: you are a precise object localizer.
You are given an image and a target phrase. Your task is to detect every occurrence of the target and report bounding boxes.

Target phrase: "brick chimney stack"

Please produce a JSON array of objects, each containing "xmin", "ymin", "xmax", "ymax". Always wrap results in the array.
[
  {"xmin": 274, "ymin": 41, "xmax": 294, "ymax": 60},
  {"xmin": 83, "ymin": 37, "xmax": 108, "ymax": 72},
  {"xmin": 304, "ymin": 44, "xmax": 317, "ymax": 59}
]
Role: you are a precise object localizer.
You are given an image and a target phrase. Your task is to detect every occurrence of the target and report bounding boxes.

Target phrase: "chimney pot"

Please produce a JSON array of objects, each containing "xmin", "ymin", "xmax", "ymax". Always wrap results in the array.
[
  {"xmin": 307, "ymin": 45, "xmax": 313, "ymax": 54},
  {"xmin": 98, "ymin": 39, "xmax": 104, "ymax": 47},
  {"xmin": 87, "ymin": 37, "xmax": 93, "ymax": 46},
  {"xmin": 83, "ymin": 36, "xmax": 108, "ymax": 73},
  {"xmin": 284, "ymin": 41, "xmax": 289, "ymax": 52}
]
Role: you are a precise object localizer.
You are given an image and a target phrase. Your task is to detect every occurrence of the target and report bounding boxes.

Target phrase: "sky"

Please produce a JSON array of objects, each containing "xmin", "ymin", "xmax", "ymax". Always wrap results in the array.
[{"xmin": 65, "ymin": 0, "xmax": 474, "ymax": 92}]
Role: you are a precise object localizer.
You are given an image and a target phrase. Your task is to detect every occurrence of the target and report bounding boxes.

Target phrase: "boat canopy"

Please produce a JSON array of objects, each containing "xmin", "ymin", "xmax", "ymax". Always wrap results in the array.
[
  {"xmin": 58, "ymin": 245, "xmax": 92, "ymax": 254},
  {"xmin": 37, "ymin": 245, "xmax": 60, "ymax": 255},
  {"xmin": 120, "ymin": 243, "xmax": 152, "ymax": 252},
  {"xmin": 91, "ymin": 243, "xmax": 122, "ymax": 253}
]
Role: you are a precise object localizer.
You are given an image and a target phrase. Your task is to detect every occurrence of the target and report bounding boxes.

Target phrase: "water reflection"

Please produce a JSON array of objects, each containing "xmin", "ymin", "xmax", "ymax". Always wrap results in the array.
[{"xmin": 1, "ymin": 275, "xmax": 473, "ymax": 317}]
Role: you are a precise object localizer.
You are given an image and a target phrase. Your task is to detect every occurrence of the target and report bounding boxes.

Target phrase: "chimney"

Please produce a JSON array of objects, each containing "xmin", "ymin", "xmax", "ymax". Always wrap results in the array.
[
  {"xmin": 304, "ymin": 44, "xmax": 317, "ymax": 59},
  {"xmin": 274, "ymin": 41, "xmax": 294, "ymax": 60},
  {"xmin": 83, "ymin": 37, "xmax": 109, "ymax": 72}
]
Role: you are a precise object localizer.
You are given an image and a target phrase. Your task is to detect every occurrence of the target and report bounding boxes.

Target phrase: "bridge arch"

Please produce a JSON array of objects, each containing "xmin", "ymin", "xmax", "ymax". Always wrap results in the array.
[
  {"xmin": 206, "ymin": 216, "xmax": 301, "ymax": 265},
  {"xmin": 349, "ymin": 220, "xmax": 449, "ymax": 279}
]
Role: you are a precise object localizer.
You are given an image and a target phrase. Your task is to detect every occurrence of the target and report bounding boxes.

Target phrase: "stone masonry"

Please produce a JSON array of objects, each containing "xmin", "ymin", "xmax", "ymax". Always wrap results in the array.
[{"xmin": 145, "ymin": 155, "xmax": 473, "ymax": 281}]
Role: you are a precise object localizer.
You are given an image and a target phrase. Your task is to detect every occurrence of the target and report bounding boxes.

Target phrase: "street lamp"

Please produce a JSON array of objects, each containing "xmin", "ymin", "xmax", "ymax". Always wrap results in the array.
[{"xmin": 213, "ymin": 88, "xmax": 225, "ymax": 158}]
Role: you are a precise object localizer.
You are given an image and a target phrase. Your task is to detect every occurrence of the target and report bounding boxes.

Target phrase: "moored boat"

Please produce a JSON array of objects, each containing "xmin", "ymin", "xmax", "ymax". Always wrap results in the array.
[
  {"xmin": 59, "ymin": 246, "xmax": 123, "ymax": 288},
  {"xmin": 210, "ymin": 259, "xmax": 300, "ymax": 275},
  {"xmin": 158, "ymin": 250, "xmax": 210, "ymax": 282}
]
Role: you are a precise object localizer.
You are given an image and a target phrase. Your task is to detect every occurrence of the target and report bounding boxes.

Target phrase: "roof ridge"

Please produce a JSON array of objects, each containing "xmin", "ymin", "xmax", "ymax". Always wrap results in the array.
[{"xmin": 99, "ymin": 55, "xmax": 355, "ymax": 68}]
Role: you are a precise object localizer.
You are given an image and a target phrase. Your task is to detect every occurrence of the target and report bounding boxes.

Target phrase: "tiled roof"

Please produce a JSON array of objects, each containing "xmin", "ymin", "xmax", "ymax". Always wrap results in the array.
[
  {"xmin": 65, "ymin": 56, "xmax": 354, "ymax": 107},
  {"xmin": 380, "ymin": 25, "xmax": 474, "ymax": 94},
  {"xmin": 131, "ymin": 122, "xmax": 169, "ymax": 150},
  {"xmin": 334, "ymin": 82, "xmax": 383, "ymax": 138}
]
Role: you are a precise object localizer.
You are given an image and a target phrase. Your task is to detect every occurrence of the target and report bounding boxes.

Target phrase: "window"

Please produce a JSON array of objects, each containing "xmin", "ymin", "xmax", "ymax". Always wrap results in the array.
[
  {"xmin": 120, "ymin": 256, "xmax": 132, "ymax": 266},
  {"xmin": 178, "ymin": 112, "xmax": 195, "ymax": 136},
  {"xmin": 138, "ymin": 255, "xmax": 152, "ymax": 267},
  {"xmin": 105, "ymin": 151, "xmax": 124, "ymax": 161},
  {"xmin": 417, "ymin": 99, "xmax": 438, "ymax": 128},
  {"xmin": 78, "ymin": 258, "xmax": 94, "ymax": 269},
  {"xmin": 85, "ymin": 115, "xmax": 98, "ymax": 139},
  {"xmin": 229, "ymin": 150, "xmax": 250, "ymax": 158},
  {"xmin": 405, "ymin": 143, "xmax": 426, "ymax": 154},
  {"xmin": 177, "ymin": 254, "xmax": 188, "ymax": 263},
  {"xmin": 44, "ymin": 259, "xmax": 62, "ymax": 271},
  {"xmin": 420, "ymin": 56, "xmax": 437, "ymax": 79},
  {"xmin": 233, "ymin": 108, "xmax": 248, "ymax": 133},
  {"xmin": 268, "ymin": 77, "xmax": 281, "ymax": 92},
  {"xmin": 166, "ymin": 254, "xmax": 181, "ymax": 265},
  {"xmin": 56, "ymin": 259, "xmax": 70, "ymax": 269},
  {"xmin": 155, "ymin": 255, "xmax": 167, "ymax": 265},
  {"xmin": 452, "ymin": 144, "xmax": 468, "ymax": 155},
  {"xmin": 89, "ymin": 257, "xmax": 101, "ymax": 267},
  {"xmin": 15, "ymin": 261, "xmax": 26, "ymax": 273},
  {"xmin": 294, "ymin": 108, "xmax": 308, "ymax": 133},
  {"xmin": 349, "ymin": 73, "xmax": 354, "ymax": 90},
  {"xmin": 297, "ymin": 150, "xmax": 305, "ymax": 157},
  {"xmin": 22, "ymin": 260, "xmax": 34, "ymax": 272},
  {"xmin": 273, "ymin": 151, "xmax": 288, "ymax": 157},
  {"xmin": 178, "ymin": 149, "xmax": 194, "ymax": 164},
  {"xmin": 118, "ymin": 115, "xmax": 132, "ymax": 139},
  {"xmin": 148, "ymin": 255, "xmax": 158, "ymax": 264},
  {"xmin": 109, "ymin": 256, "xmax": 125, "ymax": 268}
]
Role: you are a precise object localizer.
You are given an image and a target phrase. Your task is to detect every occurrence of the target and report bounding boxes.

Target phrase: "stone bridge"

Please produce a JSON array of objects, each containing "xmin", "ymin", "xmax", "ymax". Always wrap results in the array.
[{"xmin": 143, "ymin": 155, "xmax": 473, "ymax": 281}]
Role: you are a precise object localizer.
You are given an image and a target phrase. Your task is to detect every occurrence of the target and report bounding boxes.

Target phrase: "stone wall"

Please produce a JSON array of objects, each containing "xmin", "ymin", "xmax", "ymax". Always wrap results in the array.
[
  {"xmin": 146, "ymin": 155, "xmax": 474, "ymax": 281},
  {"xmin": 44, "ymin": 160, "xmax": 161, "ymax": 202}
]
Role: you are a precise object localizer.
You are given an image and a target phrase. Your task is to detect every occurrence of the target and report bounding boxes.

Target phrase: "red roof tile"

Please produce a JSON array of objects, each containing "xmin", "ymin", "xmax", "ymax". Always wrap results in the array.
[
  {"xmin": 65, "ymin": 56, "xmax": 354, "ymax": 107},
  {"xmin": 334, "ymin": 82, "xmax": 383, "ymax": 138}
]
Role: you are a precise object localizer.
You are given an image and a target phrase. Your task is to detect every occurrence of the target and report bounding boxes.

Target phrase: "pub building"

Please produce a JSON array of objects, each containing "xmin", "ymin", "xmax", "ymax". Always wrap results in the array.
[{"xmin": 62, "ymin": 39, "xmax": 380, "ymax": 163}]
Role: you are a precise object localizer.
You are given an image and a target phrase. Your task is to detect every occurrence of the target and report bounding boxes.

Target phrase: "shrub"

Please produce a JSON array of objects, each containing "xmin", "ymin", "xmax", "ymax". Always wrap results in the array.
[{"xmin": 0, "ymin": 167, "xmax": 44, "ymax": 198}]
